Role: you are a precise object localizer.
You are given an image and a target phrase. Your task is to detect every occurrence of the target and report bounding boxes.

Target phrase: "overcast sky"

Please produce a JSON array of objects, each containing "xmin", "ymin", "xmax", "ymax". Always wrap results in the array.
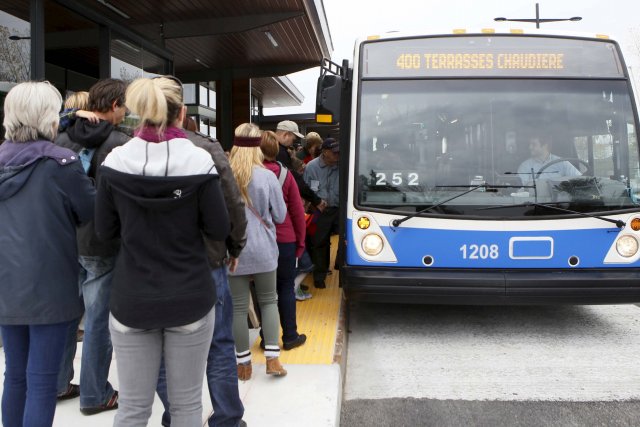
[{"xmin": 265, "ymin": 0, "xmax": 640, "ymax": 116}]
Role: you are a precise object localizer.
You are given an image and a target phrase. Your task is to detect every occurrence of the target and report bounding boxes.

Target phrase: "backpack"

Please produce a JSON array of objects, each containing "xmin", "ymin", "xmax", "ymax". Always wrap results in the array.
[{"xmin": 78, "ymin": 147, "xmax": 96, "ymax": 174}]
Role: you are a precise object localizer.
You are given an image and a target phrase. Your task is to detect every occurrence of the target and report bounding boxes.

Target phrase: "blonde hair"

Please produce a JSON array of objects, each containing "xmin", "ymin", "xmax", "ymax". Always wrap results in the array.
[
  {"xmin": 229, "ymin": 123, "xmax": 264, "ymax": 205},
  {"xmin": 64, "ymin": 91, "xmax": 89, "ymax": 110},
  {"xmin": 125, "ymin": 77, "xmax": 183, "ymax": 132},
  {"xmin": 305, "ymin": 131, "xmax": 322, "ymax": 155},
  {"xmin": 4, "ymin": 81, "xmax": 62, "ymax": 143},
  {"xmin": 260, "ymin": 130, "xmax": 279, "ymax": 161}
]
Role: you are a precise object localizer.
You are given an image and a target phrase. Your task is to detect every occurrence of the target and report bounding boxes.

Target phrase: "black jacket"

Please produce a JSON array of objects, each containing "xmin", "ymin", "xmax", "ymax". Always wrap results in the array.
[
  {"xmin": 0, "ymin": 140, "xmax": 94, "ymax": 324},
  {"xmin": 187, "ymin": 131, "xmax": 247, "ymax": 267},
  {"xmin": 95, "ymin": 166, "xmax": 230, "ymax": 329},
  {"xmin": 277, "ymin": 143, "xmax": 322, "ymax": 207},
  {"xmin": 55, "ymin": 119, "xmax": 129, "ymax": 257}
]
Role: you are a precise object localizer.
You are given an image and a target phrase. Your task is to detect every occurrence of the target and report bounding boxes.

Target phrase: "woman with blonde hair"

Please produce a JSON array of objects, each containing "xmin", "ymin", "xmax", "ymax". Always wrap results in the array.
[
  {"xmin": 58, "ymin": 91, "xmax": 98, "ymax": 132},
  {"xmin": 298, "ymin": 131, "xmax": 322, "ymax": 164},
  {"xmin": 95, "ymin": 76, "xmax": 230, "ymax": 426},
  {"xmin": 0, "ymin": 81, "xmax": 95, "ymax": 426},
  {"xmin": 228, "ymin": 123, "xmax": 288, "ymax": 380}
]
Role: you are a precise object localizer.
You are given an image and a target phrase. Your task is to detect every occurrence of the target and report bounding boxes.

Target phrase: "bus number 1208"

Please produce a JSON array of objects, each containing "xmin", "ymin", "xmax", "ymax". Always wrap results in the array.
[{"xmin": 460, "ymin": 244, "xmax": 499, "ymax": 260}]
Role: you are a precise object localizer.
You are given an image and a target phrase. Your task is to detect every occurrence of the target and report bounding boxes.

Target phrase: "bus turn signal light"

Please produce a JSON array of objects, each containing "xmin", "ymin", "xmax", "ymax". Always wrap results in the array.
[
  {"xmin": 357, "ymin": 216, "xmax": 371, "ymax": 230},
  {"xmin": 631, "ymin": 218, "xmax": 640, "ymax": 231}
]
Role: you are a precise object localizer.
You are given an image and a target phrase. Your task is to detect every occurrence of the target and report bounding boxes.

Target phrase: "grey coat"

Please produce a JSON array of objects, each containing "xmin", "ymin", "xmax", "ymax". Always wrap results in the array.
[{"xmin": 230, "ymin": 167, "xmax": 286, "ymax": 276}]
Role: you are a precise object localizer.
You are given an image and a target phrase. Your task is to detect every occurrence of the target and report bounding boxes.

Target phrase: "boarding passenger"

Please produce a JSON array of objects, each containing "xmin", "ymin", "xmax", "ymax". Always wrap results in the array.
[
  {"xmin": 276, "ymin": 120, "xmax": 326, "ymax": 212},
  {"xmin": 303, "ymin": 138, "xmax": 340, "ymax": 289},
  {"xmin": 156, "ymin": 117, "xmax": 248, "ymax": 427},
  {"xmin": 297, "ymin": 131, "xmax": 322, "ymax": 164},
  {"xmin": 55, "ymin": 79, "xmax": 129, "ymax": 415},
  {"xmin": 517, "ymin": 135, "xmax": 581, "ymax": 184},
  {"xmin": 0, "ymin": 81, "xmax": 95, "ymax": 427},
  {"xmin": 54, "ymin": 90, "xmax": 98, "ymax": 400},
  {"xmin": 95, "ymin": 76, "xmax": 229, "ymax": 426},
  {"xmin": 260, "ymin": 131, "xmax": 308, "ymax": 350},
  {"xmin": 228, "ymin": 123, "xmax": 288, "ymax": 381}
]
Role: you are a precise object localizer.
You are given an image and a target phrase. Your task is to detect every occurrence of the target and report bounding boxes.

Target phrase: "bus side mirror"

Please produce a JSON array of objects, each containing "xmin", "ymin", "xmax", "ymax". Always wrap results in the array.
[{"xmin": 316, "ymin": 74, "xmax": 342, "ymax": 125}]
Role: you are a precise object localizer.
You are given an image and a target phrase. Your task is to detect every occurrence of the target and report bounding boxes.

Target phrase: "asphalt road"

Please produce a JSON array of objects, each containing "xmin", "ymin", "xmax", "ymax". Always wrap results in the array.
[{"xmin": 341, "ymin": 303, "xmax": 640, "ymax": 426}]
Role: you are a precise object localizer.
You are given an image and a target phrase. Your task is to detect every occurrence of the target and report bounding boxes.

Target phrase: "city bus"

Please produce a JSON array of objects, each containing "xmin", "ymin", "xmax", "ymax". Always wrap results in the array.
[{"xmin": 316, "ymin": 29, "xmax": 640, "ymax": 304}]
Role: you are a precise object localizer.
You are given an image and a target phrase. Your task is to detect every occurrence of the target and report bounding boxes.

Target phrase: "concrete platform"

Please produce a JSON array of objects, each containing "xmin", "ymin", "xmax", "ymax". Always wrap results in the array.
[{"xmin": 0, "ymin": 239, "xmax": 344, "ymax": 426}]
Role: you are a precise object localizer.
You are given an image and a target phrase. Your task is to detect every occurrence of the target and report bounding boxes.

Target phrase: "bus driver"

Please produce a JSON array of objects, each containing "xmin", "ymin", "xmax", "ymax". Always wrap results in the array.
[{"xmin": 517, "ymin": 135, "xmax": 581, "ymax": 184}]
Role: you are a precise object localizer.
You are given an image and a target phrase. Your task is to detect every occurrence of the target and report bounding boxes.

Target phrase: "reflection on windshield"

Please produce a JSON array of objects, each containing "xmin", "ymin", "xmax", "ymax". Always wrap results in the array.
[{"xmin": 357, "ymin": 79, "xmax": 640, "ymax": 217}]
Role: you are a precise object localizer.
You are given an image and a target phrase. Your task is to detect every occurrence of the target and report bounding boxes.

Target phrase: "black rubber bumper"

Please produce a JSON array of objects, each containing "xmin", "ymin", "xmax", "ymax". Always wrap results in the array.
[{"xmin": 341, "ymin": 266, "xmax": 640, "ymax": 304}]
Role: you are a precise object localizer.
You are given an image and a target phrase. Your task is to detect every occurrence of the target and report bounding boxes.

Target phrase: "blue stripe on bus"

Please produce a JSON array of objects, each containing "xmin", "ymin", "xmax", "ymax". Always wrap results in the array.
[{"xmin": 346, "ymin": 221, "xmax": 633, "ymax": 268}]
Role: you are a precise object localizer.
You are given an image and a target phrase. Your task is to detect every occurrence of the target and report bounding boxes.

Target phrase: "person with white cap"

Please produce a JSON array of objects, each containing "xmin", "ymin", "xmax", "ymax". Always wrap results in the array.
[{"xmin": 275, "ymin": 120, "xmax": 326, "ymax": 213}]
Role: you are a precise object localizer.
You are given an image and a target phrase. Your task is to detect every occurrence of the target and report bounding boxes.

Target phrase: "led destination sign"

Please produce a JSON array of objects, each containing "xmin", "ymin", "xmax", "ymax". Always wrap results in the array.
[
  {"xmin": 397, "ymin": 52, "xmax": 565, "ymax": 70},
  {"xmin": 363, "ymin": 36, "xmax": 624, "ymax": 78}
]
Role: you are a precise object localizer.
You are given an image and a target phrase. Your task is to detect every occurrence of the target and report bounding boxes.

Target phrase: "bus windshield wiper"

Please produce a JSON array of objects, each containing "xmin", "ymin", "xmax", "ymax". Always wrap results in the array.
[
  {"xmin": 477, "ymin": 202, "xmax": 625, "ymax": 229},
  {"xmin": 391, "ymin": 184, "xmax": 491, "ymax": 228}
]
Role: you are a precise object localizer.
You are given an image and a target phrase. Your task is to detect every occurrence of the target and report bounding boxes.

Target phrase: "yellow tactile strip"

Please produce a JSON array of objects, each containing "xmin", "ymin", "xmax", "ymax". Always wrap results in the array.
[{"xmin": 250, "ymin": 236, "xmax": 341, "ymax": 365}]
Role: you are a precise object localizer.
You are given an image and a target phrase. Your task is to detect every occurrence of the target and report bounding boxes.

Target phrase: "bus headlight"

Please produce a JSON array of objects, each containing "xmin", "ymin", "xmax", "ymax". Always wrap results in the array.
[
  {"xmin": 362, "ymin": 233, "xmax": 384, "ymax": 256},
  {"xmin": 616, "ymin": 235, "xmax": 639, "ymax": 257}
]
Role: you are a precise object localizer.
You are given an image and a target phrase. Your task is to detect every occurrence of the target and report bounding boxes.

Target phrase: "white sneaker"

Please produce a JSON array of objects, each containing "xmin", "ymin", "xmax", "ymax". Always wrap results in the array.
[{"xmin": 295, "ymin": 287, "xmax": 312, "ymax": 301}]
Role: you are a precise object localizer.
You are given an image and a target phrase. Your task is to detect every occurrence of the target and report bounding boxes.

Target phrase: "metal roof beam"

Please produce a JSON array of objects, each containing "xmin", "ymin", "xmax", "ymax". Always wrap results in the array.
[{"xmin": 177, "ymin": 62, "xmax": 317, "ymax": 82}]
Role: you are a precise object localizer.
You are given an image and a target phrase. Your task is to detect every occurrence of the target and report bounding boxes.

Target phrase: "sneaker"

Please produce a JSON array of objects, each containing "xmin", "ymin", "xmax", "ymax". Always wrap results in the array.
[
  {"xmin": 300, "ymin": 284, "xmax": 309, "ymax": 291},
  {"xmin": 80, "ymin": 391, "xmax": 119, "ymax": 415},
  {"xmin": 57, "ymin": 383, "xmax": 79, "ymax": 400},
  {"xmin": 295, "ymin": 287, "xmax": 312, "ymax": 301},
  {"xmin": 283, "ymin": 334, "xmax": 307, "ymax": 350}
]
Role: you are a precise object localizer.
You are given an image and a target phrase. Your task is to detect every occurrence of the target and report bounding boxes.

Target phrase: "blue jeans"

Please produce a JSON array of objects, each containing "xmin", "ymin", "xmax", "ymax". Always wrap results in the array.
[
  {"xmin": 2, "ymin": 320, "xmax": 73, "ymax": 427},
  {"xmin": 57, "ymin": 256, "xmax": 116, "ymax": 408},
  {"xmin": 157, "ymin": 267, "xmax": 244, "ymax": 427}
]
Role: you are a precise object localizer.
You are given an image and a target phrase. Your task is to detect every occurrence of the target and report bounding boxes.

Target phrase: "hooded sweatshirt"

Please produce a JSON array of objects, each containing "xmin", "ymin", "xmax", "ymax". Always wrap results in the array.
[
  {"xmin": 0, "ymin": 140, "xmax": 95, "ymax": 324},
  {"xmin": 95, "ymin": 131, "xmax": 230, "ymax": 329},
  {"xmin": 55, "ymin": 118, "xmax": 130, "ymax": 257}
]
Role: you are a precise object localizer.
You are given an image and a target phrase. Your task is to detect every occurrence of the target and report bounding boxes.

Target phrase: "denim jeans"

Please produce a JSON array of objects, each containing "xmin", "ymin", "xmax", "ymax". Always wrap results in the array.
[
  {"xmin": 2, "ymin": 320, "xmax": 73, "ymax": 427},
  {"xmin": 158, "ymin": 267, "xmax": 245, "ymax": 427},
  {"xmin": 57, "ymin": 255, "xmax": 116, "ymax": 408},
  {"xmin": 56, "ymin": 316, "xmax": 81, "ymax": 394},
  {"xmin": 111, "ymin": 308, "xmax": 215, "ymax": 427}
]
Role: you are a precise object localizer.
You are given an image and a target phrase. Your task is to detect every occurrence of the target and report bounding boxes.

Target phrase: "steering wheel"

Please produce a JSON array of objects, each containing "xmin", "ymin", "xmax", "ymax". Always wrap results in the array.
[{"xmin": 535, "ymin": 158, "xmax": 591, "ymax": 178}]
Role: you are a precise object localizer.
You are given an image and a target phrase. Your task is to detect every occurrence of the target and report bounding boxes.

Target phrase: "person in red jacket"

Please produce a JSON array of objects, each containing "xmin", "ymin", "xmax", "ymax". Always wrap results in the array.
[{"xmin": 260, "ymin": 131, "xmax": 307, "ymax": 350}]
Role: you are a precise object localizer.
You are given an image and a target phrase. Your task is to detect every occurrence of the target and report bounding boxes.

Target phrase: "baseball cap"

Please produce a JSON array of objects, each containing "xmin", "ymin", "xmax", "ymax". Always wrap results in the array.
[
  {"xmin": 321, "ymin": 137, "xmax": 340, "ymax": 153},
  {"xmin": 276, "ymin": 120, "xmax": 304, "ymax": 138}
]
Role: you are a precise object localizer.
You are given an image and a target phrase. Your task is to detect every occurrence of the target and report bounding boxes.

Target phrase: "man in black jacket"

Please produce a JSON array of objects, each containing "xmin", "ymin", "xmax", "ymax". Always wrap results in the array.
[
  {"xmin": 275, "ymin": 120, "xmax": 326, "ymax": 211},
  {"xmin": 55, "ymin": 79, "xmax": 129, "ymax": 415},
  {"xmin": 156, "ymin": 125, "xmax": 249, "ymax": 427}
]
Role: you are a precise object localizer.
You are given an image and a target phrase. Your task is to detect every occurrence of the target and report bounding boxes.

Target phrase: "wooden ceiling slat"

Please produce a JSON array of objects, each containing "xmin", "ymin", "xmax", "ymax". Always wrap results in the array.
[{"xmin": 2, "ymin": 0, "xmax": 328, "ymax": 76}]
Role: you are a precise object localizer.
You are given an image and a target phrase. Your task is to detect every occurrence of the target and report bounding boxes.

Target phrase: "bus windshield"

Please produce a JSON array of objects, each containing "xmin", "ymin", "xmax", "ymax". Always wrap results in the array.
[{"xmin": 356, "ymin": 78, "xmax": 640, "ymax": 218}]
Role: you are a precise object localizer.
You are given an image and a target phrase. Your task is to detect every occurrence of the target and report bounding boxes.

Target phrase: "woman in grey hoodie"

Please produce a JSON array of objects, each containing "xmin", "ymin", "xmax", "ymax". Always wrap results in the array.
[{"xmin": 228, "ymin": 123, "xmax": 287, "ymax": 381}]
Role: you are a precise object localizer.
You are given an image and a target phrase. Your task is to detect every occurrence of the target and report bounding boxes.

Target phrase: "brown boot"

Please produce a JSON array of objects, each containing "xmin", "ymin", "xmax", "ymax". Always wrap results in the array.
[
  {"xmin": 266, "ymin": 357, "xmax": 287, "ymax": 377},
  {"xmin": 237, "ymin": 362, "xmax": 252, "ymax": 381}
]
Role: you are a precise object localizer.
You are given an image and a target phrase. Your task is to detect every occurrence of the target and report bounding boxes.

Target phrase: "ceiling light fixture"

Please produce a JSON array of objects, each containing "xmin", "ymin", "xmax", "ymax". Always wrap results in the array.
[
  {"xmin": 264, "ymin": 31, "xmax": 279, "ymax": 48},
  {"xmin": 114, "ymin": 39, "xmax": 140, "ymax": 53},
  {"xmin": 96, "ymin": 0, "xmax": 130, "ymax": 19},
  {"xmin": 195, "ymin": 58, "xmax": 211, "ymax": 69}
]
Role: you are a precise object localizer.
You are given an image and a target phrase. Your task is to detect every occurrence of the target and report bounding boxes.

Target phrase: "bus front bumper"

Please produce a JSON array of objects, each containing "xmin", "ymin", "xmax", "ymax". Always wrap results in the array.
[{"xmin": 341, "ymin": 266, "xmax": 640, "ymax": 304}]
